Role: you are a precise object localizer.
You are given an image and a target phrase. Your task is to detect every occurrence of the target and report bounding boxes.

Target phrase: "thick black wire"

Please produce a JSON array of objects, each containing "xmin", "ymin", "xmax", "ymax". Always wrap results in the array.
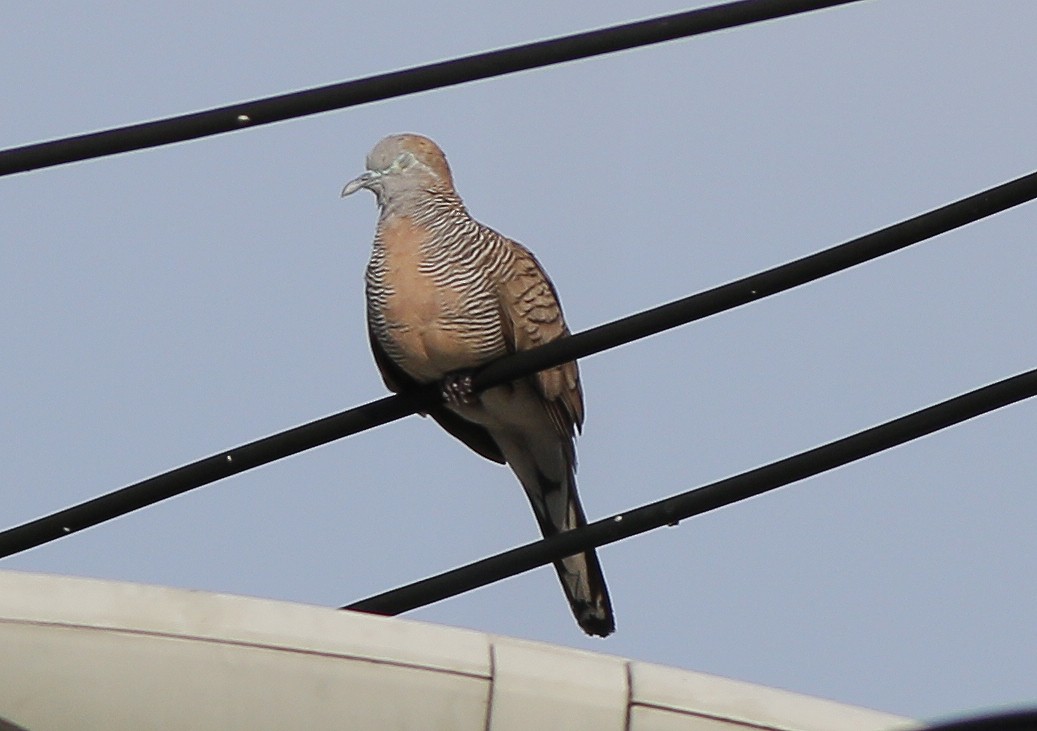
[
  {"xmin": 0, "ymin": 0, "xmax": 865, "ymax": 176},
  {"xmin": 1, "ymin": 167, "xmax": 1036, "ymax": 560},
  {"xmin": 473, "ymin": 168, "xmax": 1037, "ymax": 392},
  {"xmin": 921, "ymin": 709, "xmax": 1037, "ymax": 731},
  {"xmin": 346, "ymin": 368, "xmax": 1037, "ymax": 615}
]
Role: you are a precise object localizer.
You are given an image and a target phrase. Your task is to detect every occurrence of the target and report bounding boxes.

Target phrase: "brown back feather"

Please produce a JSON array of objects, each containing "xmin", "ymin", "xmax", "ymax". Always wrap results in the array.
[{"xmin": 497, "ymin": 241, "xmax": 584, "ymax": 439}]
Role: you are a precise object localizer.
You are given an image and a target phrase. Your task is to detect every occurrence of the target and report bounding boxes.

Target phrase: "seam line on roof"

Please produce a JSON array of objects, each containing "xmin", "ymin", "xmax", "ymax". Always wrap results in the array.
[
  {"xmin": 0, "ymin": 617, "xmax": 491, "ymax": 680},
  {"xmin": 483, "ymin": 643, "xmax": 497, "ymax": 731},
  {"xmin": 630, "ymin": 701, "xmax": 791, "ymax": 731},
  {"xmin": 624, "ymin": 661, "xmax": 633, "ymax": 731}
]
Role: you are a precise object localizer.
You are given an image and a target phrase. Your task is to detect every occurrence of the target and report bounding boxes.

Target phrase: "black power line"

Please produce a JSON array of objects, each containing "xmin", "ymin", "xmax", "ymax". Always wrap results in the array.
[
  {"xmin": 1, "ymin": 167, "xmax": 1035, "ymax": 559},
  {"xmin": 346, "ymin": 368, "xmax": 1037, "ymax": 615},
  {"xmin": 0, "ymin": 0, "xmax": 865, "ymax": 176},
  {"xmin": 471, "ymin": 169, "xmax": 1037, "ymax": 394},
  {"xmin": 921, "ymin": 709, "xmax": 1037, "ymax": 731}
]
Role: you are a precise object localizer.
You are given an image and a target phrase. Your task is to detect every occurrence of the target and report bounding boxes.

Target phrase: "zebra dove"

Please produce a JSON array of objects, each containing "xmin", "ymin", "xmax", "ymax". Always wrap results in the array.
[{"xmin": 341, "ymin": 133, "xmax": 615, "ymax": 637}]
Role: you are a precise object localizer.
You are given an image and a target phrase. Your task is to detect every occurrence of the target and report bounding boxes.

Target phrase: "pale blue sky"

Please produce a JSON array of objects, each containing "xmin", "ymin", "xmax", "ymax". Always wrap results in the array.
[{"xmin": 3, "ymin": 1, "xmax": 1037, "ymax": 721}]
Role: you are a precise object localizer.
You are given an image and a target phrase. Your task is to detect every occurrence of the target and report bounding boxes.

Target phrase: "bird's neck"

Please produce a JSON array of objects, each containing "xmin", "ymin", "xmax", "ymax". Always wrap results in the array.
[{"xmin": 378, "ymin": 187, "xmax": 467, "ymax": 225}]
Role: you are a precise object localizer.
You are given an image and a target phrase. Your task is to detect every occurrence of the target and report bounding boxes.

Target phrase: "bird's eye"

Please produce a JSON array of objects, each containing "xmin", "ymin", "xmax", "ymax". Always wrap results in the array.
[{"xmin": 396, "ymin": 152, "xmax": 418, "ymax": 170}]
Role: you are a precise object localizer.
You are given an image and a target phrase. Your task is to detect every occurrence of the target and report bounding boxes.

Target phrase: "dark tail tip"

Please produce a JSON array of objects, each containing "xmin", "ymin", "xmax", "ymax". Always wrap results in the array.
[{"xmin": 577, "ymin": 604, "xmax": 616, "ymax": 638}]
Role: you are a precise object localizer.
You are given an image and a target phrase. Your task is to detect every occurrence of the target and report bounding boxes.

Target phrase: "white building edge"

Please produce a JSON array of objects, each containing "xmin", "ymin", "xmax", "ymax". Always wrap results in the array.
[{"xmin": 0, "ymin": 570, "xmax": 915, "ymax": 730}]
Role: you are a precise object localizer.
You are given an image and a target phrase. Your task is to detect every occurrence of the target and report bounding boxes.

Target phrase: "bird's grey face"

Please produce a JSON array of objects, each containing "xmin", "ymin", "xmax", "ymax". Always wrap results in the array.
[{"xmin": 341, "ymin": 144, "xmax": 427, "ymax": 204}]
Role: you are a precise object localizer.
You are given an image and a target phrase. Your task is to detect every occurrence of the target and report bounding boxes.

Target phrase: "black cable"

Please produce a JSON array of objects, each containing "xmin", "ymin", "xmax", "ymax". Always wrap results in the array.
[
  {"xmin": 346, "ymin": 368, "xmax": 1037, "ymax": 615},
  {"xmin": 0, "ymin": 390, "xmax": 437, "ymax": 559},
  {"xmin": 1, "ymin": 167, "xmax": 1035, "ymax": 559},
  {"xmin": 471, "ymin": 169, "xmax": 1037, "ymax": 393},
  {"xmin": 921, "ymin": 709, "xmax": 1037, "ymax": 731},
  {"xmin": 0, "ymin": 0, "xmax": 865, "ymax": 176}
]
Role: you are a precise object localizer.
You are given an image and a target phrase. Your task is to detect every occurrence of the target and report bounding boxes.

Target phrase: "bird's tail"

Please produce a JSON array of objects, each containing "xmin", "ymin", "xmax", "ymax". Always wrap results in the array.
[{"xmin": 522, "ymin": 466, "xmax": 615, "ymax": 637}]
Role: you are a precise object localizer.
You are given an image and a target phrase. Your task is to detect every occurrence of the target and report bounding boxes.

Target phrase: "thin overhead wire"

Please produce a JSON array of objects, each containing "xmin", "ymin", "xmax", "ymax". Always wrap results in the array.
[
  {"xmin": 0, "ymin": 0, "xmax": 866, "ymax": 176},
  {"xmin": 1, "ymin": 167, "xmax": 1036, "ymax": 559},
  {"xmin": 346, "ymin": 368, "xmax": 1037, "ymax": 615}
]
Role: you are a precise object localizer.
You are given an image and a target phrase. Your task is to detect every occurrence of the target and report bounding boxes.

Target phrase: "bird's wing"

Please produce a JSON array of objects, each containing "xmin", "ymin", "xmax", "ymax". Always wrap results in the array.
[
  {"xmin": 367, "ymin": 324, "xmax": 506, "ymax": 464},
  {"xmin": 497, "ymin": 241, "xmax": 584, "ymax": 438}
]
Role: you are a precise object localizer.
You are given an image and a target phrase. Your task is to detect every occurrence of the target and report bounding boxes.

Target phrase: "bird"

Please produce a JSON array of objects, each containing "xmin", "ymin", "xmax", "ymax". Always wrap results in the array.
[{"xmin": 341, "ymin": 133, "xmax": 615, "ymax": 637}]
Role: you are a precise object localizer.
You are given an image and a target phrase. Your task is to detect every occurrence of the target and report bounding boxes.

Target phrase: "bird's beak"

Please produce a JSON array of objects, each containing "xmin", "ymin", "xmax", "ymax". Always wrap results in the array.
[{"xmin": 341, "ymin": 170, "xmax": 379, "ymax": 197}]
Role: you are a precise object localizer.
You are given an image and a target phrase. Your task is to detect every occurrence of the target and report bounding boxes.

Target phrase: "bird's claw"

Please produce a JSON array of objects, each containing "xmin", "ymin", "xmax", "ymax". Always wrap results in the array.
[{"xmin": 441, "ymin": 372, "xmax": 476, "ymax": 406}]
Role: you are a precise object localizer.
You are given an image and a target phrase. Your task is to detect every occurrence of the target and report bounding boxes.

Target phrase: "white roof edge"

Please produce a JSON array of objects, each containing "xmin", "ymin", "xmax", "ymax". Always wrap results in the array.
[{"xmin": 0, "ymin": 570, "xmax": 917, "ymax": 731}]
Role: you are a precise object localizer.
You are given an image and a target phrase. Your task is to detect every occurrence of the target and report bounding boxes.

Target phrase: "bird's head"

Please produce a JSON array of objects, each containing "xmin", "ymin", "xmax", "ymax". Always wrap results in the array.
[{"xmin": 341, "ymin": 133, "xmax": 456, "ymax": 209}]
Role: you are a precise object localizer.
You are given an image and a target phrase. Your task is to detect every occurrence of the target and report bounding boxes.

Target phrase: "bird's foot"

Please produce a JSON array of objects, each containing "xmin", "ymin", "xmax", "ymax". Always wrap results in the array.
[{"xmin": 441, "ymin": 371, "xmax": 476, "ymax": 406}]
